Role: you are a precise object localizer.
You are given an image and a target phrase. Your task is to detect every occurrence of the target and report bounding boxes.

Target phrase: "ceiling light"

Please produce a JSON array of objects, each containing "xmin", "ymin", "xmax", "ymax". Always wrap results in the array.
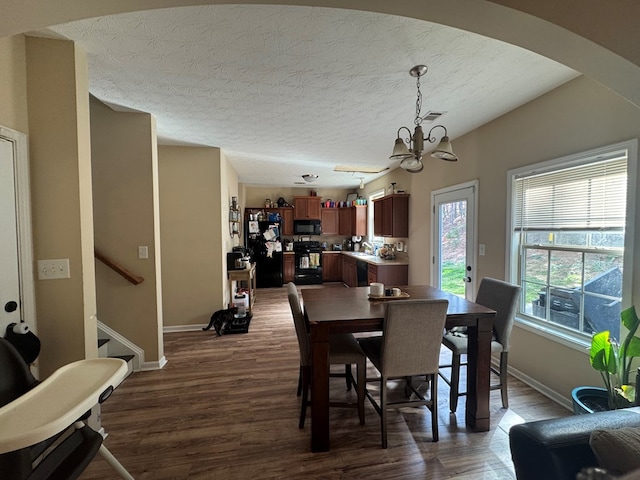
[
  {"xmin": 302, "ymin": 174, "xmax": 318, "ymax": 183},
  {"xmin": 359, "ymin": 178, "xmax": 365, "ymax": 189},
  {"xmin": 390, "ymin": 65, "xmax": 458, "ymax": 173}
]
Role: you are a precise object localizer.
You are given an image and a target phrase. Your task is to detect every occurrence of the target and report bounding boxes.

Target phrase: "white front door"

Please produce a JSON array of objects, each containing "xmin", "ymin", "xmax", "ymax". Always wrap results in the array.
[
  {"xmin": 431, "ymin": 180, "xmax": 478, "ymax": 300},
  {"xmin": 0, "ymin": 127, "xmax": 35, "ymax": 336}
]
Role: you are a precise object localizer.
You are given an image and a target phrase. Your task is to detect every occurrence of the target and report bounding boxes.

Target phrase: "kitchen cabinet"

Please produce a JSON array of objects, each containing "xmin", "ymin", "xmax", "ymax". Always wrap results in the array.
[
  {"xmin": 341, "ymin": 255, "xmax": 357, "ymax": 287},
  {"xmin": 283, "ymin": 253, "xmax": 295, "ymax": 284},
  {"xmin": 373, "ymin": 194, "xmax": 409, "ymax": 237},
  {"xmin": 322, "ymin": 252, "xmax": 342, "ymax": 282},
  {"xmin": 321, "ymin": 208, "xmax": 339, "ymax": 236},
  {"xmin": 367, "ymin": 263, "xmax": 408, "ymax": 286},
  {"xmin": 293, "ymin": 196, "xmax": 322, "ymax": 220},
  {"xmin": 281, "ymin": 207, "xmax": 294, "ymax": 235},
  {"xmin": 338, "ymin": 206, "xmax": 367, "ymax": 236}
]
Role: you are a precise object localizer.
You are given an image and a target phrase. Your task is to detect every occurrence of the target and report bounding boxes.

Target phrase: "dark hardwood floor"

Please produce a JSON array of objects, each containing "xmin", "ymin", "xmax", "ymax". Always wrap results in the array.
[{"xmin": 80, "ymin": 285, "xmax": 569, "ymax": 479}]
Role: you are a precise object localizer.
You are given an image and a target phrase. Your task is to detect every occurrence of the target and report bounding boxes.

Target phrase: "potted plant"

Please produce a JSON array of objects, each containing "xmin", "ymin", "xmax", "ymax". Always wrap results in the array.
[{"xmin": 577, "ymin": 306, "xmax": 640, "ymax": 412}]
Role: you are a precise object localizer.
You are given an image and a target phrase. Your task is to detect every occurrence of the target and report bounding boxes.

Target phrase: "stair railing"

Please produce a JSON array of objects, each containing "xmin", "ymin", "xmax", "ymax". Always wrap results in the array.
[{"xmin": 94, "ymin": 248, "xmax": 144, "ymax": 285}]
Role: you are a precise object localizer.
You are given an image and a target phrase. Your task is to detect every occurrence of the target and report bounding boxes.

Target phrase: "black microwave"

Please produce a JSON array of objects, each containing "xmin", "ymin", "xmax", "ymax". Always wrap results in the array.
[{"xmin": 294, "ymin": 219, "xmax": 322, "ymax": 235}]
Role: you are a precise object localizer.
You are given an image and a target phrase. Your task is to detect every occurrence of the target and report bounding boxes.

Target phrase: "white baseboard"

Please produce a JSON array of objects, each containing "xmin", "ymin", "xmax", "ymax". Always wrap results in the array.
[
  {"xmin": 506, "ymin": 362, "xmax": 573, "ymax": 411},
  {"xmin": 163, "ymin": 324, "xmax": 207, "ymax": 333},
  {"xmin": 141, "ymin": 355, "xmax": 167, "ymax": 371},
  {"xmin": 97, "ymin": 320, "xmax": 144, "ymax": 372}
]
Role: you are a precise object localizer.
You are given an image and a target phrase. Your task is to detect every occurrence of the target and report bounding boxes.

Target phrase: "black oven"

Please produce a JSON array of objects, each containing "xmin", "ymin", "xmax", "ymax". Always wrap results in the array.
[
  {"xmin": 293, "ymin": 219, "xmax": 322, "ymax": 235},
  {"xmin": 293, "ymin": 241, "xmax": 323, "ymax": 285}
]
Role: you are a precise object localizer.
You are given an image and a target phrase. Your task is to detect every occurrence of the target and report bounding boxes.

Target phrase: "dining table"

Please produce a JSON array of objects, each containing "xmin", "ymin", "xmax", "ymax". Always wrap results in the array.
[{"xmin": 301, "ymin": 284, "xmax": 497, "ymax": 452}]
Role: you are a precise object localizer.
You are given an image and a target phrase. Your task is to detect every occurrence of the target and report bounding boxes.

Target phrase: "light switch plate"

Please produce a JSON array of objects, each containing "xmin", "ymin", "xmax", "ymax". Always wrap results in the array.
[
  {"xmin": 37, "ymin": 259, "xmax": 70, "ymax": 280},
  {"xmin": 479, "ymin": 244, "xmax": 486, "ymax": 256},
  {"xmin": 138, "ymin": 246, "xmax": 149, "ymax": 259}
]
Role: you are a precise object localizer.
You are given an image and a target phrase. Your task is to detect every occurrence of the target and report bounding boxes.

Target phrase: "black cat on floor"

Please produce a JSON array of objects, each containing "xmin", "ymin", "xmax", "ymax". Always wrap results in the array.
[{"xmin": 203, "ymin": 307, "xmax": 238, "ymax": 336}]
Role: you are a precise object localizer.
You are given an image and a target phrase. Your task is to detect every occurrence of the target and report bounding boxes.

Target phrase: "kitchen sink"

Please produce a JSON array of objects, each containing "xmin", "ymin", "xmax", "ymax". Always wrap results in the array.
[{"xmin": 350, "ymin": 252, "xmax": 375, "ymax": 257}]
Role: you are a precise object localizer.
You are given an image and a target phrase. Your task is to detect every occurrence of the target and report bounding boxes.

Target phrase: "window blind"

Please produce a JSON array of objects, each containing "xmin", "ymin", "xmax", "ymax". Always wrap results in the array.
[{"xmin": 514, "ymin": 154, "xmax": 627, "ymax": 231}]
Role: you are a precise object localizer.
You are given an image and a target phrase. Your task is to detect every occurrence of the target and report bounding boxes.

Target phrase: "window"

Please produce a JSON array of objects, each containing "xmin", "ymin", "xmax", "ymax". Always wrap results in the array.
[
  {"xmin": 507, "ymin": 140, "xmax": 637, "ymax": 343},
  {"xmin": 368, "ymin": 189, "xmax": 385, "ymax": 243}
]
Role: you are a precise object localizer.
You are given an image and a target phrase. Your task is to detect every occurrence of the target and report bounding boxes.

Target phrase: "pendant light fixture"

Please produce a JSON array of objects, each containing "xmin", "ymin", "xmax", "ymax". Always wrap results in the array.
[
  {"xmin": 390, "ymin": 65, "xmax": 458, "ymax": 173},
  {"xmin": 302, "ymin": 174, "xmax": 318, "ymax": 183}
]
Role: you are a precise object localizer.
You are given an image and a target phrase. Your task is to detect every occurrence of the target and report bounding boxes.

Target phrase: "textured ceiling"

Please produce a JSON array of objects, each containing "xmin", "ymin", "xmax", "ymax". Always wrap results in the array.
[{"xmin": 45, "ymin": 4, "xmax": 578, "ymax": 189}]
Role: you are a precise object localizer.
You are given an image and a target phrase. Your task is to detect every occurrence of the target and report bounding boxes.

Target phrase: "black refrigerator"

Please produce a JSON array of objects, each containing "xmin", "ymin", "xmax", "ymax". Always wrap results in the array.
[{"xmin": 245, "ymin": 220, "xmax": 283, "ymax": 288}]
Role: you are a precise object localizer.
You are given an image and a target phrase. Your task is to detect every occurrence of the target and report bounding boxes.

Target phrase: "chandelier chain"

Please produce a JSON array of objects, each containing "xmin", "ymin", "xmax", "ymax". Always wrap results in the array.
[{"xmin": 414, "ymin": 76, "xmax": 423, "ymax": 126}]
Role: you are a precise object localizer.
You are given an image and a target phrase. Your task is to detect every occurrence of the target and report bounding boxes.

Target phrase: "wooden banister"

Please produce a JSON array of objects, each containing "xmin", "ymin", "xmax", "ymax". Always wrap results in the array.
[{"xmin": 94, "ymin": 248, "xmax": 144, "ymax": 285}]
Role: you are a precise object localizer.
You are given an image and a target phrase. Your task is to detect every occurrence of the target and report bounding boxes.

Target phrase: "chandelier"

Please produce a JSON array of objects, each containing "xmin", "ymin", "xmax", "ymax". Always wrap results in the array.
[{"xmin": 390, "ymin": 65, "xmax": 458, "ymax": 173}]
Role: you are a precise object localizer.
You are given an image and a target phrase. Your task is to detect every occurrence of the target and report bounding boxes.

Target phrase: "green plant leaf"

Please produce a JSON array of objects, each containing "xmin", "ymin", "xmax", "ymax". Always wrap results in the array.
[
  {"xmin": 622, "ymin": 306, "xmax": 640, "ymax": 336},
  {"xmin": 590, "ymin": 331, "xmax": 615, "ymax": 373},
  {"xmin": 619, "ymin": 385, "xmax": 636, "ymax": 403},
  {"xmin": 626, "ymin": 336, "xmax": 640, "ymax": 358}
]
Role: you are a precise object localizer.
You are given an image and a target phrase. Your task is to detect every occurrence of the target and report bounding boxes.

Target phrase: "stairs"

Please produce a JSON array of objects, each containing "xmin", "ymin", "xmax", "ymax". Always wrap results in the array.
[{"xmin": 98, "ymin": 338, "xmax": 135, "ymax": 376}]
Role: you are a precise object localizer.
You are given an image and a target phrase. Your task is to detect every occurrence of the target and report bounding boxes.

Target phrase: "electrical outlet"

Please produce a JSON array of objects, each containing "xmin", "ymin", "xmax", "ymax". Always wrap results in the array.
[{"xmin": 37, "ymin": 259, "xmax": 70, "ymax": 280}]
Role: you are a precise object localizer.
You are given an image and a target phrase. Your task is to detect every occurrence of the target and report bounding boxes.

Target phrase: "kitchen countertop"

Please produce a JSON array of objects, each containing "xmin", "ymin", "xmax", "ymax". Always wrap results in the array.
[
  {"xmin": 284, "ymin": 249, "xmax": 409, "ymax": 266},
  {"xmin": 338, "ymin": 251, "xmax": 409, "ymax": 266}
]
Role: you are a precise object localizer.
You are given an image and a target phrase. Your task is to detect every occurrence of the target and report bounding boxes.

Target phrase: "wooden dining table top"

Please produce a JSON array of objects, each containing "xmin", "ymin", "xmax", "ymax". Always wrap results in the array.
[{"xmin": 302, "ymin": 285, "xmax": 496, "ymax": 328}]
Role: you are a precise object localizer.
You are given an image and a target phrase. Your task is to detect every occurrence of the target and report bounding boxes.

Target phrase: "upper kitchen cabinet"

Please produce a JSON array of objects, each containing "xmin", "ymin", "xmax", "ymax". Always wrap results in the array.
[
  {"xmin": 338, "ymin": 205, "xmax": 367, "ymax": 237},
  {"xmin": 280, "ymin": 207, "xmax": 294, "ymax": 235},
  {"xmin": 321, "ymin": 208, "xmax": 339, "ymax": 236},
  {"xmin": 373, "ymin": 194, "xmax": 409, "ymax": 237},
  {"xmin": 293, "ymin": 196, "xmax": 322, "ymax": 220}
]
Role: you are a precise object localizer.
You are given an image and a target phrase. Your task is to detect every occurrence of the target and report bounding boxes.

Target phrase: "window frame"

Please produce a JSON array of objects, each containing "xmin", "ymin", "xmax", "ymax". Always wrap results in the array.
[{"xmin": 506, "ymin": 139, "xmax": 638, "ymax": 349}]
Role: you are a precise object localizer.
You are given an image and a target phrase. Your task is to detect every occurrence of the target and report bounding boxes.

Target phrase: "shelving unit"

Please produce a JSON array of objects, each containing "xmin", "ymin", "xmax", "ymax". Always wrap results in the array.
[{"xmin": 230, "ymin": 196, "xmax": 240, "ymax": 237}]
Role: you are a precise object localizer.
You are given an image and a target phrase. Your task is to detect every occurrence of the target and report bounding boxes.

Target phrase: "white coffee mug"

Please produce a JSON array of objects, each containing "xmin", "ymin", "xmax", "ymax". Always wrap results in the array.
[
  {"xmin": 370, "ymin": 282, "xmax": 384, "ymax": 296},
  {"xmin": 392, "ymin": 288, "xmax": 401, "ymax": 297}
]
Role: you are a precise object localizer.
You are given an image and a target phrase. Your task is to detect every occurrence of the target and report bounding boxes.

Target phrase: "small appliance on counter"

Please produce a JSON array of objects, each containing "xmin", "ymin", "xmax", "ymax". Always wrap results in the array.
[
  {"xmin": 332, "ymin": 244, "xmax": 342, "ymax": 251},
  {"xmin": 227, "ymin": 251, "xmax": 244, "ymax": 270},
  {"xmin": 352, "ymin": 235, "xmax": 362, "ymax": 252}
]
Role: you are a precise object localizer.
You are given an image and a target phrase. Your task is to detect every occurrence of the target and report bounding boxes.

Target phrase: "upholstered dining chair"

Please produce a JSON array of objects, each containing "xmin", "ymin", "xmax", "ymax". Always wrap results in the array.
[
  {"xmin": 286, "ymin": 283, "xmax": 366, "ymax": 428},
  {"xmin": 358, "ymin": 299, "xmax": 449, "ymax": 448},
  {"xmin": 439, "ymin": 277, "xmax": 521, "ymax": 413}
]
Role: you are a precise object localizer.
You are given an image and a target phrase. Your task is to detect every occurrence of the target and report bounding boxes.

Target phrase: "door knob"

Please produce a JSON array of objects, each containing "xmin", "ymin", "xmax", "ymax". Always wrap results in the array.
[{"xmin": 5, "ymin": 301, "xmax": 17, "ymax": 313}]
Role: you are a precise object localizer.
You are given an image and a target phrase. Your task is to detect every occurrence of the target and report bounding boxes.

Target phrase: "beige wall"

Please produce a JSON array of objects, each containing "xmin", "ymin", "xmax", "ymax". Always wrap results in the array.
[
  {"xmin": 371, "ymin": 75, "xmax": 640, "ymax": 403},
  {"xmin": 0, "ymin": 36, "xmax": 28, "ymax": 133},
  {"xmin": 26, "ymin": 36, "xmax": 97, "ymax": 377},
  {"xmin": 159, "ymin": 145, "xmax": 232, "ymax": 328},
  {"xmin": 91, "ymin": 97, "xmax": 163, "ymax": 362},
  {"xmin": 219, "ymin": 150, "xmax": 239, "ymax": 306}
]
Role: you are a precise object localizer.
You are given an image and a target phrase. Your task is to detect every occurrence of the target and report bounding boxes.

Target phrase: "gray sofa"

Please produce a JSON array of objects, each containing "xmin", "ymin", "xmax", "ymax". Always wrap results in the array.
[{"xmin": 509, "ymin": 407, "xmax": 640, "ymax": 480}]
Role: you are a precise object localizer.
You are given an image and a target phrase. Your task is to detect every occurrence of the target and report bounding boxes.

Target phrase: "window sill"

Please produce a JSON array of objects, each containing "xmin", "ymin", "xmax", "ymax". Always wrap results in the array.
[{"xmin": 515, "ymin": 315, "xmax": 590, "ymax": 354}]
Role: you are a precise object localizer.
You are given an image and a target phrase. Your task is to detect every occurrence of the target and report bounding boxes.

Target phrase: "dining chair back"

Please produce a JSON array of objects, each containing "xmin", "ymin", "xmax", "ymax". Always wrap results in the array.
[
  {"xmin": 287, "ymin": 282, "xmax": 311, "ymax": 368},
  {"xmin": 358, "ymin": 299, "xmax": 449, "ymax": 448},
  {"xmin": 286, "ymin": 283, "xmax": 366, "ymax": 428},
  {"xmin": 440, "ymin": 277, "xmax": 521, "ymax": 412}
]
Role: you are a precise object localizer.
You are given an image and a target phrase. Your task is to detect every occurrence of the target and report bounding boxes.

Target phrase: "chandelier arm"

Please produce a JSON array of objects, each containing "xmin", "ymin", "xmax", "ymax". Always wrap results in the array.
[
  {"xmin": 426, "ymin": 125, "xmax": 448, "ymax": 143},
  {"xmin": 396, "ymin": 126, "xmax": 414, "ymax": 145}
]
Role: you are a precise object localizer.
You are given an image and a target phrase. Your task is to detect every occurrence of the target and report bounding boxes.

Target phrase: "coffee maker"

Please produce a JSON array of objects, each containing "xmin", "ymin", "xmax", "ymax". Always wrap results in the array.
[
  {"xmin": 227, "ymin": 251, "xmax": 244, "ymax": 270},
  {"xmin": 228, "ymin": 246, "xmax": 252, "ymax": 270}
]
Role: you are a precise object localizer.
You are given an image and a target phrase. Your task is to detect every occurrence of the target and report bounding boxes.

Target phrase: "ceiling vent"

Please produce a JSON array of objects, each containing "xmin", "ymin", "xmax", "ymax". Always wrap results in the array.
[{"xmin": 421, "ymin": 111, "xmax": 444, "ymax": 122}]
